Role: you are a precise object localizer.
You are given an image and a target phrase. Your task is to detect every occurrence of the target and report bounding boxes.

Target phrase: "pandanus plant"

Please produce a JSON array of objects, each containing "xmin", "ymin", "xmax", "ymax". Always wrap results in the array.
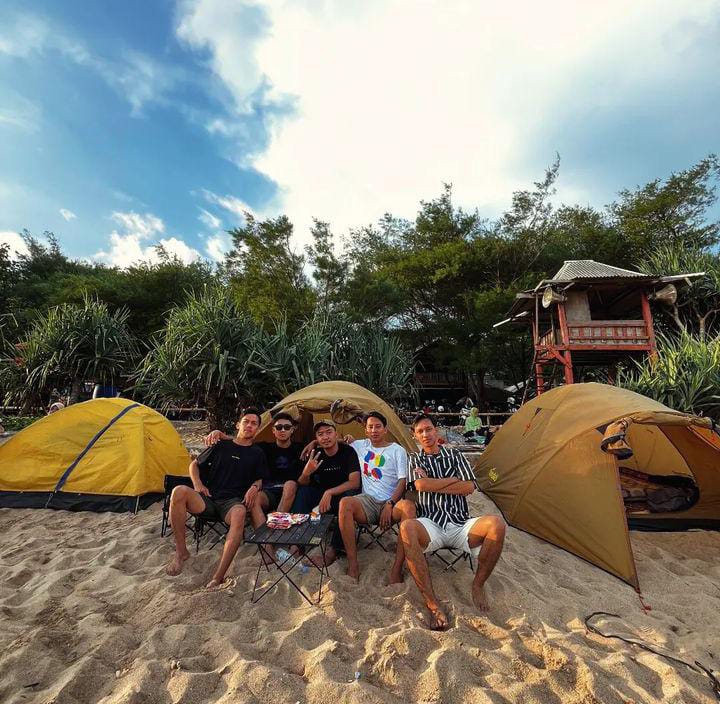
[
  {"xmin": 134, "ymin": 286, "xmax": 268, "ymax": 430},
  {"xmin": 1, "ymin": 296, "xmax": 138, "ymax": 411},
  {"xmin": 617, "ymin": 331, "xmax": 720, "ymax": 421}
]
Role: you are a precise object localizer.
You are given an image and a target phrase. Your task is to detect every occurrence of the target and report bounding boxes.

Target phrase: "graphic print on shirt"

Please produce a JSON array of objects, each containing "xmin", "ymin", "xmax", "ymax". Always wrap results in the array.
[{"xmin": 363, "ymin": 449, "xmax": 385, "ymax": 481}]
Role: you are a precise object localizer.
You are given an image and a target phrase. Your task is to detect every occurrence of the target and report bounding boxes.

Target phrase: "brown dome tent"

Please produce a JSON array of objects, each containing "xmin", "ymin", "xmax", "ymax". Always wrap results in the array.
[
  {"xmin": 476, "ymin": 383, "xmax": 720, "ymax": 589},
  {"xmin": 256, "ymin": 380, "xmax": 415, "ymax": 453}
]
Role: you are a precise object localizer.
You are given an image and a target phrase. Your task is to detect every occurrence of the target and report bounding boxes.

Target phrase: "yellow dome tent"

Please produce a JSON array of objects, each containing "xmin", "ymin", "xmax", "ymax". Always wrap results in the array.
[
  {"xmin": 256, "ymin": 380, "xmax": 415, "ymax": 453},
  {"xmin": 0, "ymin": 398, "xmax": 190, "ymax": 512},
  {"xmin": 476, "ymin": 383, "xmax": 720, "ymax": 588}
]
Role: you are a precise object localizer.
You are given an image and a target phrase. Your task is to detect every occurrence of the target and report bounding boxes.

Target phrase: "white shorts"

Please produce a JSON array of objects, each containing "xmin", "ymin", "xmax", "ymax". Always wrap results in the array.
[{"xmin": 417, "ymin": 517, "xmax": 481, "ymax": 558}]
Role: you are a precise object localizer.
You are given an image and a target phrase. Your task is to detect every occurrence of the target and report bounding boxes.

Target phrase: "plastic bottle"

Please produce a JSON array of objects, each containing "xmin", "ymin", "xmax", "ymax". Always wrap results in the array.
[{"xmin": 275, "ymin": 548, "xmax": 309, "ymax": 574}]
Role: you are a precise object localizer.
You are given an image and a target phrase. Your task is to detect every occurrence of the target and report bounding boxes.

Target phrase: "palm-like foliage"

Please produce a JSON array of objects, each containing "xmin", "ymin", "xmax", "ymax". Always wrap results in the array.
[
  {"xmin": 639, "ymin": 243, "xmax": 720, "ymax": 337},
  {"xmin": 261, "ymin": 311, "xmax": 416, "ymax": 403},
  {"xmin": 134, "ymin": 287, "xmax": 267, "ymax": 429},
  {"xmin": 617, "ymin": 332, "xmax": 720, "ymax": 420},
  {"xmin": 1, "ymin": 297, "xmax": 137, "ymax": 409}
]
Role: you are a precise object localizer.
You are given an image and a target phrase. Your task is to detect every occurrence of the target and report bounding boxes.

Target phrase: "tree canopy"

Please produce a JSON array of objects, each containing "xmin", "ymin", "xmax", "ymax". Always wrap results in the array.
[{"xmin": 1, "ymin": 153, "xmax": 718, "ymax": 418}]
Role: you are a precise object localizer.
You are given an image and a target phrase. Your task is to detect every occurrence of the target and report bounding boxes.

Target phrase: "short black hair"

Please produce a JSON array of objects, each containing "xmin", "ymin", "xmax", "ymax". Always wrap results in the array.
[
  {"xmin": 411, "ymin": 412, "xmax": 435, "ymax": 430},
  {"xmin": 272, "ymin": 411, "xmax": 296, "ymax": 425},
  {"xmin": 239, "ymin": 406, "xmax": 262, "ymax": 424},
  {"xmin": 364, "ymin": 410, "xmax": 387, "ymax": 427}
]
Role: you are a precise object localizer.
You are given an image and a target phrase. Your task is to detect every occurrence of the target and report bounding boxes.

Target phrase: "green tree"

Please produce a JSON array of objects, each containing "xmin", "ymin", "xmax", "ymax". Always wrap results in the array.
[
  {"xmin": 259, "ymin": 310, "xmax": 416, "ymax": 402},
  {"xmin": 225, "ymin": 214, "xmax": 315, "ymax": 328},
  {"xmin": 618, "ymin": 332, "xmax": 720, "ymax": 420},
  {"xmin": 2, "ymin": 296, "xmax": 138, "ymax": 410},
  {"xmin": 306, "ymin": 219, "xmax": 348, "ymax": 308},
  {"xmin": 135, "ymin": 287, "xmax": 267, "ymax": 429},
  {"xmin": 609, "ymin": 155, "xmax": 720, "ymax": 259},
  {"xmin": 639, "ymin": 242, "xmax": 720, "ymax": 338},
  {"xmin": 0, "ymin": 244, "xmax": 17, "ymax": 316}
]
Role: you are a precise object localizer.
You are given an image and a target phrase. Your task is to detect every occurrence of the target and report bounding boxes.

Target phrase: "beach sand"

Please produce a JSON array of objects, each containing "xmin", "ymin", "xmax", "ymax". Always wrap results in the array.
[{"xmin": 1, "ymin": 490, "xmax": 719, "ymax": 704}]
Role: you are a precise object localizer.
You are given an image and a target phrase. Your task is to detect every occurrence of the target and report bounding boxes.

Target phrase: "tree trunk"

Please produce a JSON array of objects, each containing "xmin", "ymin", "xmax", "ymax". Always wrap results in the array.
[
  {"xmin": 670, "ymin": 304, "xmax": 685, "ymax": 333},
  {"xmin": 206, "ymin": 390, "xmax": 221, "ymax": 432},
  {"xmin": 69, "ymin": 379, "xmax": 83, "ymax": 405}
]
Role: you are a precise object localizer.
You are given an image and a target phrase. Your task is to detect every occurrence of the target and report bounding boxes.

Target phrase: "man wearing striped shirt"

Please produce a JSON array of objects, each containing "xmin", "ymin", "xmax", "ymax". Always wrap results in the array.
[{"xmin": 392, "ymin": 413, "xmax": 506, "ymax": 630}]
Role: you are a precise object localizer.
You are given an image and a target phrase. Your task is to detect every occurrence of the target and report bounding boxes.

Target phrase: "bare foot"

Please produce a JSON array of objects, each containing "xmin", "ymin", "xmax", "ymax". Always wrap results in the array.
[
  {"xmin": 166, "ymin": 551, "xmax": 189, "ymax": 576},
  {"xmin": 346, "ymin": 561, "xmax": 360, "ymax": 581},
  {"xmin": 427, "ymin": 605, "xmax": 449, "ymax": 631},
  {"xmin": 308, "ymin": 548, "xmax": 337, "ymax": 569},
  {"xmin": 388, "ymin": 569, "xmax": 404, "ymax": 585},
  {"xmin": 472, "ymin": 582, "xmax": 490, "ymax": 612},
  {"xmin": 205, "ymin": 578, "xmax": 225, "ymax": 590}
]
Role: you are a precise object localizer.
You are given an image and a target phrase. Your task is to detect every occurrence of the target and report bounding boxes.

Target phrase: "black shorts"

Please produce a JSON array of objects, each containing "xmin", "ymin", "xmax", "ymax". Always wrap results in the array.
[
  {"xmin": 261, "ymin": 485, "xmax": 284, "ymax": 511},
  {"xmin": 198, "ymin": 496, "xmax": 244, "ymax": 522}
]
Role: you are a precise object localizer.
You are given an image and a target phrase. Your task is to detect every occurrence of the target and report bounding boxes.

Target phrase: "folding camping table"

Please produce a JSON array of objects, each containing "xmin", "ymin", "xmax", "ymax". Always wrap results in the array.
[{"xmin": 246, "ymin": 514, "xmax": 334, "ymax": 606}]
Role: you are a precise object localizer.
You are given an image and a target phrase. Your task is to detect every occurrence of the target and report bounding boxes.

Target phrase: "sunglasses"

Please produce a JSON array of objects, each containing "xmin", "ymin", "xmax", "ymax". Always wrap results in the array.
[{"xmin": 274, "ymin": 424, "xmax": 293, "ymax": 431}]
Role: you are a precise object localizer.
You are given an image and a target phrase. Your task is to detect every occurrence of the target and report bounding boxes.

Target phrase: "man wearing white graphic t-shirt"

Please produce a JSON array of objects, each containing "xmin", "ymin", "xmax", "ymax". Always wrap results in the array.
[{"xmin": 337, "ymin": 411, "xmax": 416, "ymax": 580}]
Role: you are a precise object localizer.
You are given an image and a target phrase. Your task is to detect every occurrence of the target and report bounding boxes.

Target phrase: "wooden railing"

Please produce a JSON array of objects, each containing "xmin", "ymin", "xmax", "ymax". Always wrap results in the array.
[
  {"xmin": 537, "ymin": 321, "xmax": 651, "ymax": 348},
  {"xmin": 568, "ymin": 321, "xmax": 649, "ymax": 346}
]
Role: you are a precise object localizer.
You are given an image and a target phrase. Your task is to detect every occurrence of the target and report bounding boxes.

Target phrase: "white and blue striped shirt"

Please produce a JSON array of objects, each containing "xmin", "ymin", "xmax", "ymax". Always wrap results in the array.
[{"xmin": 408, "ymin": 445, "xmax": 477, "ymax": 527}]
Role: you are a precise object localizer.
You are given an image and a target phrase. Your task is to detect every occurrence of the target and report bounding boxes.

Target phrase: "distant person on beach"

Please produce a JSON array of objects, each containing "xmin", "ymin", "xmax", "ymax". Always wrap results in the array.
[
  {"xmin": 463, "ymin": 407, "xmax": 485, "ymax": 443},
  {"xmin": 390, "ymin": 413, "xmax": 506, "ymax": 630},
  {"xmin": 335, "ymin": 412, "xmax": 416, "ymax": 580},
  {"xmin": 205, "ymin": 411, "xmax": 302, "ymax": 514},
  {"xmin": 295, "ymin": 419, "xmax": 361, "ymax": 565},
  {"xmin": 166, "ymin": 408, "xmax": 269, "ymax": 588}
]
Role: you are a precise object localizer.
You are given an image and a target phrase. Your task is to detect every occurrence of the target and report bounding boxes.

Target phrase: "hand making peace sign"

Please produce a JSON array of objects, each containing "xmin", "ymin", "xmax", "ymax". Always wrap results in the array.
[{"xmin": 304, "ymin": 451, "xmax": 324, "ymax": 474}]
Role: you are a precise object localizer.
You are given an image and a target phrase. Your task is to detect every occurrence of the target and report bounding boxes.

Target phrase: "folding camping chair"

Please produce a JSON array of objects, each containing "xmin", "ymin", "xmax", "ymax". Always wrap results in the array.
[
  {"xmin": 161, "ymin": 474, "xmax": 228, "ymax": 552},
  {"xmin": 431, "ymin": 547, "xmax": 474, "ymax": 572},
  {"xmin": 193, "ymin": 515, "xmax": 229, "ymax": 552},
  {"xmin": 161, "ymin": 475, "xmax": 193, "ymax": 537},
  {"xmin": 356, "ymin": 523, "xmax": 398, "ymax": 551}
]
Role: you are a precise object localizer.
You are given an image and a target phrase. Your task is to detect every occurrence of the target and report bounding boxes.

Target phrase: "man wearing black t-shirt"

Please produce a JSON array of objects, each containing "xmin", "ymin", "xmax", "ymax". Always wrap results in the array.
[
  {"xmin": 296, "ymin": 419, "xmax": 361, "ymax": 564},
  {"xmin": 166, "ymin": 408, "xmax": 268, "ymax": 588},
  {"xmin": 204, "ymin": 411, "xmax": 303, "ymax": 512}
]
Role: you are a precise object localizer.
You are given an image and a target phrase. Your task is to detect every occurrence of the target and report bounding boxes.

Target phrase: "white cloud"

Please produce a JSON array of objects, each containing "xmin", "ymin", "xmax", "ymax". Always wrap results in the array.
[
  {"xmin": 157, "ymin": 237, "xmax": 202, "ymax": 264},
  {"xmin": 94, "ymin": 210, "xmax": 200, "ymax": 267},
  {"xmin": 110, "ymin": 211, "xmax": 164, "ymax": 239},
  {"xmin": 0, "ymin": 14, "xmax": 50, "ymax": 58},
  {"xmin": 205, "ymin": 233, "xmax": 232, "ymax": 262},
  {"xmin": 176, "ymin": 0, "xmax": 270, "ymax": 113},
  {"xmin": 201, "ymin": 189, "xmax": 254, "ymax": 221},
  {"xmin": 0, "ymin": 231, "xmax": 29, "ymax": 259},
  {"xmin": 0, "ymin": 103, "xmax": 40, "ymax": 132},
  {"xmin": 177, "ymin": 0, "xmax": 720, "ymax": 242},
  {"xmin": 59, "ymin": 208, "xmax": 77, "ymax": 221},
  {"xmin": 198, "ymin": 208, "xmax": 222, "ymax": 230}
]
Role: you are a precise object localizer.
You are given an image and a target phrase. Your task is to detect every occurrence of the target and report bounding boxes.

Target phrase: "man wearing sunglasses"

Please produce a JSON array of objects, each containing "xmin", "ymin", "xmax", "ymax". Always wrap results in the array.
[{"xmin": 205, "ymin": 412, "xmax": 302, "ymax": 514}]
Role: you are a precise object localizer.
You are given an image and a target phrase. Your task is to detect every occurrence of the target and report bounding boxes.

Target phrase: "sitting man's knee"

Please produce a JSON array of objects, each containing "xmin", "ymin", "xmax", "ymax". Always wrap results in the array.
[
  {"xmin": 490, "ymin": 516, "xmax": 506, "ymax": 540},
  {"xmin": 226, "ymin": 506, "xmax": 246, "ymax": 526},
  {"xmin": 171, "ymin": 485, "xmax": 190, "ymax": 503},
  {"xmin": 395, "ymin": 498, "xmax": 416, "ymax": 520},
  {"xmin": 399, "ymin": 518, "xmax": 421, "ymax": 543},
  {"xmin": 283, "ymin": 480, "xmax": 297, "ymax": 492},
  {"xmin": 338, "ymin": 496, "xmax": 355, "ymax": 515}
]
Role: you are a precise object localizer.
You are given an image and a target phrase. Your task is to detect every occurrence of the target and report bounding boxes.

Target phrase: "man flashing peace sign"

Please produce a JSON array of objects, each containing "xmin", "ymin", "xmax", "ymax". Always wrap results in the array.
[{"xmin": 294, "ymin": 419, "xmax": 361, "ymax": 565}]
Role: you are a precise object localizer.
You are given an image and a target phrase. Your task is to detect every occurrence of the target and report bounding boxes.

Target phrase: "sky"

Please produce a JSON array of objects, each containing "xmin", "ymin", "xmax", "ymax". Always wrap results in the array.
[{"xmin": 0, "ymin": 0, "xmax": 719, "ymax": 267}]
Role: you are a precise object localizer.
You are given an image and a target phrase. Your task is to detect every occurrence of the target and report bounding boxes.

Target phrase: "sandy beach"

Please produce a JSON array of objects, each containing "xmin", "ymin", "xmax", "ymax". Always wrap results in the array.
[{"xmin": 1, "ymin": 486, "xmax": 719, "ymax": 704}]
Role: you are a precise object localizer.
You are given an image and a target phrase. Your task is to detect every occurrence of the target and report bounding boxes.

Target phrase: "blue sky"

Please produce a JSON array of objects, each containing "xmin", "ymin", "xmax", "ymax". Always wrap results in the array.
[{"xmin": 1, "ymin": 0, "xmax": 719, "ymax": 266}]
